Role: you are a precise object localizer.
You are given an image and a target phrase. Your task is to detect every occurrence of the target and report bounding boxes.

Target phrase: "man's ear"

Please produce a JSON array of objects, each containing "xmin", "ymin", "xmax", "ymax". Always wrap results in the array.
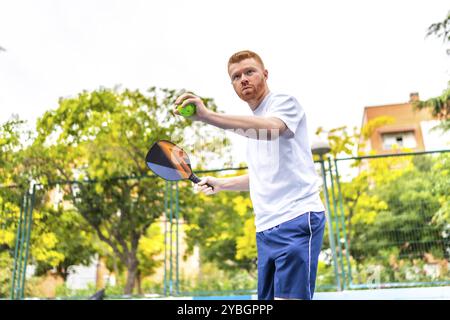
[{"xmin": 264, "ymin": 69, "xmax": 268, "ymax": 80}]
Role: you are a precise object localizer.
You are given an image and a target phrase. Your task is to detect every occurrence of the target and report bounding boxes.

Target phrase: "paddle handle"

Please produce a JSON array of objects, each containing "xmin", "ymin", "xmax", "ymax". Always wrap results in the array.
[{"xmin": 189, "ymin": 173, "xmax": 214, "ymax": 191}]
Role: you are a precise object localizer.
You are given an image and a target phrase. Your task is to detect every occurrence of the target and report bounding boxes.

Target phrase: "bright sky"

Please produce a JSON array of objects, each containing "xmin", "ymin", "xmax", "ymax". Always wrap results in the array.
[{"xmin": 0, "ymin": 0, "xmax": 449, "ymax": 164}]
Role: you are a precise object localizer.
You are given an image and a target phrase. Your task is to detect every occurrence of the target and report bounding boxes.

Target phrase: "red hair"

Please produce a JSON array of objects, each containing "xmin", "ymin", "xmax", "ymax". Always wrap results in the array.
[{"xmin": 228, "ymin": 50, "xmax": 265, "ymax": 69}]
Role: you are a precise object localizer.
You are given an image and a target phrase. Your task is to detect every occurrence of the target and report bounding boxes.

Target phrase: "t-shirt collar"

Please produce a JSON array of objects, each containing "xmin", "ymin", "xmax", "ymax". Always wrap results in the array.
[{"xmin": 252, "ymin": 91, "xmax": 272, "ymax": 114}]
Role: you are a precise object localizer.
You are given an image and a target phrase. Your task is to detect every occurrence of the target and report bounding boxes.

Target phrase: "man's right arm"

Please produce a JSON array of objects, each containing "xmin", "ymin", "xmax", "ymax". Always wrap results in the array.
[{"xmin": 195, "ymin": 174, "xmax": 249, "ymax": 195}]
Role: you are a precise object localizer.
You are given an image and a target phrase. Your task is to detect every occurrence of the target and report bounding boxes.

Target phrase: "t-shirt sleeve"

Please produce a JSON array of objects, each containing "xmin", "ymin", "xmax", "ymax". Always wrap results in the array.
[{"xmin": 266, "ymin": 95, "xmax": 305, "ymax": 137}]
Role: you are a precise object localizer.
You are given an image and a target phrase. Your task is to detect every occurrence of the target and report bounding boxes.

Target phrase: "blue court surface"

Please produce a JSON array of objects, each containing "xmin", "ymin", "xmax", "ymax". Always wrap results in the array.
[{"xmin": 155, "ymin": 286, "xmax": 450, "ymax": 300}]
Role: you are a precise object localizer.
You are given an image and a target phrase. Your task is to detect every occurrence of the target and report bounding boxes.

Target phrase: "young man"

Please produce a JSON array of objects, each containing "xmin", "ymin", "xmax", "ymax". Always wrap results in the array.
[{"xmin": 173, "ymin": 50, "xmax": 326, "ymax": 300}]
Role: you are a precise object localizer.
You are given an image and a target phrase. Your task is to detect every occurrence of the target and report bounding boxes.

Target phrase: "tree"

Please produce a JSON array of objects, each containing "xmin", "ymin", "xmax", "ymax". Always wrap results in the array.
[
  {"xmin": 426, "ymin": 11, "xmax": 450, "ymax": 47},
  {"xmin": 136, "ymin": 222, "xmax": 164, "ymax": 293},
  {"xmin": 31, "ymin": 86, "xmax": 231, "ymax": 294},
  {"xmin": 413, "ymin": 87, "xmax": 450, "ymax": 131},
  {"xmin": 29, "ymin": 204, "xmax": 98, "ymax": 281},
  {"xmin": 338, "ymin": 151, "xmax": 450, "ymax": 284},
  {"xmin": 183, "ymin": 182, "xmax": 256, "ymax": 277},
  {"xmin": 413, "ymin": 12, "xmax": 450, "ymax": 131},
  {"xmin": 0, "ymin": 118, "xmax": 101, "ymax": 297},
  {"xmin": 0, "ymin": 118, "xmax": 28, "ymax": 297},
  {"xmin": 0, "ymin": 117, "xmax": 27, "ymax": 187},
  {"xmin": 315, "ymin": 125, "xmax": 359, "ymax": 158}
]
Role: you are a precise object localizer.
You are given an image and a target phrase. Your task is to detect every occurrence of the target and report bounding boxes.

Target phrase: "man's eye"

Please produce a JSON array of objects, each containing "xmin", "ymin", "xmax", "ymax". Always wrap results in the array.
[
  {"xmin": 232, "ymin": 75, "xmax": 240, "ymax": 81},
  {"xmin": 245, "ymin": 70, "xmax": 254, "ymax": 76}
]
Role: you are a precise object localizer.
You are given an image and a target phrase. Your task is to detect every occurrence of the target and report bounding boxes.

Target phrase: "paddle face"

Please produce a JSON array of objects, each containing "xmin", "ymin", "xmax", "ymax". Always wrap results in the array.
[{"xmin": 145, "ymin": 140, "xmax": 193, "ymax": 181}]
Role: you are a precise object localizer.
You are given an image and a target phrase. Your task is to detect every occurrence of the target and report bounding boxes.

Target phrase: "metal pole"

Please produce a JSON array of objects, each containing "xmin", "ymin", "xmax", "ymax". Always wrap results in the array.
[
  {"xmin": 20, "ymin": 185, "xmax": 36, "ymax": 299},
  {"xmin": 175, "ymin": 181, "xmax": 179, "ymax": 295},
  {"xmin": 163, "ymin": 181, "xmax": 168, "ymax": 296},
  {"xmin": 15, "ymin": 193, "xmax": 29, "ymax": 299},
  {"xmin": 327, "ymin": 158, "xmax": 346, "ymax": 289},
  {"xmin": 319, "ymin": 156, "xmax": 341, "ymax": 291},
  {"xmin": 334, "ymin": 159, "xmax": 353, "ymax": 288},
  {"xmin": 169, "ymin": 181, "xmax": 173, "ymax": 296},
  {"xmin": 10, "ymin": 194, "xmax": 25, "ymax": 299}
]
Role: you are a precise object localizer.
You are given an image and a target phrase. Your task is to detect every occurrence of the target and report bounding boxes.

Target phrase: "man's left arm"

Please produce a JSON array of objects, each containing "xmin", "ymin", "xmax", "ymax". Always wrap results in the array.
[
  {"xmin": 202, "ymin": 112, "xmax": 287, "ymax": 138},
  {"xmin": 173, "ymin": 93, "xmax": 287, "ymax": 139}
]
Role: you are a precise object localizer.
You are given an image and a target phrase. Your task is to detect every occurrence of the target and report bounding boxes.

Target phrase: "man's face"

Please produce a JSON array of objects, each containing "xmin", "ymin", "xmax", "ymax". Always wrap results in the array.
[{"xmin": 228, "ymin": 58, "xmax": 268, "ymax": 103}]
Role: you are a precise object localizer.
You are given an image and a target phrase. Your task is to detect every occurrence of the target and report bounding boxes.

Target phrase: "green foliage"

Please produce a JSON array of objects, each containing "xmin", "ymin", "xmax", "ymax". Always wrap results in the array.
[
  {"xmin": 179, "ymin": 262, "xmax": 257, "ymax": 294},
  {"xmin": 413, "ymin": 86, "xmax": 450, "ymax": 132},
  {"xmin": 360, "ymin": 116, "xmax": 395, "ymax": 141},
  {"xmin": 235, "ymin": 217, "xmax": 256, "ymax": 261},
  {"xmin": 182, "ymin": 176, "xmax": 256, "ymax": 277},
  {"xmin": 137, "ymin": 222, "xmax": 164, "ymax": 277},
  {"xmin": 54, "ymin": 282, "xmax": 96, "ymax": 299},
  {"xmin": 341, "ymin": 153, "xmax": 450, "ymax": 284},
  {"xmin": 0, "ymin": 251, "xmax": 13, "ymax": 298},
  {"xmin": 418, "ymin": 12, "xmax": 450, "ymax": 131},
  {"xmin": 30, "ymin": 202, "xmax": 98, "ymax": 279},
  {"xmin": 0, "ymin": 119, "xmax": 28, "ymax": 297},
  {"xmin": 430, "ymin": 154, "xmax": 450, "ymax": 227},
  {"xmin": 0, "ymin": 117, "xmax": 26, "ymax": 185},
  {"xmin": 315, "ymin": 125, "xmax": 359, "ymax": 158},
  {"xmin": 314, "ymin": 117, "xmax": 396, "ymax": 159},
  {"xmin": 24, "ymin": 86, "xmax": 231, "ymax": 295},
  {"xmin": 426, "ymin": 11, "xmax": 450, "ymax": 45},
  {"xmin": 316, "ymin": 260, "xmax": 338, "ymax": 290}
]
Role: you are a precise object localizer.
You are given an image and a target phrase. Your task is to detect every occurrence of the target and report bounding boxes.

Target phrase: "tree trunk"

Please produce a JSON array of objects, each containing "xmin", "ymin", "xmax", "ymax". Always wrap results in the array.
[
  {"xmin": 136, "ymin": 269, "xmax": 143, "ymax": 295},
  {"xmin": 96, "ymin": 256, "xmax": 106, "ymax": 290},
  {"xmin": 57, "ymin": 266, "xmax": 69, "ymax": 281},
  {"xmin": 124, "ymin": 253, "xmax": 139, "ymax": 295}
]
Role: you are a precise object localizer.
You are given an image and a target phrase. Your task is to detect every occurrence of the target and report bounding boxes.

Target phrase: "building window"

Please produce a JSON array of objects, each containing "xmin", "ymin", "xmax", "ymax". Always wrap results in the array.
[{"xmin": 381, "ymin": 131, "xmax": 417, "ymax": 150}]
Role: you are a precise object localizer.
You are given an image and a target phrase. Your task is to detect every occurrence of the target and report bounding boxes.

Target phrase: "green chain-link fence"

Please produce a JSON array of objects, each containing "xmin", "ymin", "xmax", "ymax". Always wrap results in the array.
[
  {"xmin": 3, "ymin": 150, "xmax": 449, "ymax": 299},
  {"xmin": 330, "ymin": 150, "xmax": 450, "ymax": 289}
]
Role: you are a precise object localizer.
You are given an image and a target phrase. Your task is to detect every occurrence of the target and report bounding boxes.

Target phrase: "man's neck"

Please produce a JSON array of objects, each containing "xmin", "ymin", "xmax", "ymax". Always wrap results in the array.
[{"xmin": 248, "ymin": 88, "xmax": 270, "ymax": 111}]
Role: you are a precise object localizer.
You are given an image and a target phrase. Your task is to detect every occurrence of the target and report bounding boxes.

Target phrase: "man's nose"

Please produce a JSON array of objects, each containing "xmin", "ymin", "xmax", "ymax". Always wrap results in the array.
[{"xmin": 240, "ymin": 76, "xmax": 249, "ymax": 85}]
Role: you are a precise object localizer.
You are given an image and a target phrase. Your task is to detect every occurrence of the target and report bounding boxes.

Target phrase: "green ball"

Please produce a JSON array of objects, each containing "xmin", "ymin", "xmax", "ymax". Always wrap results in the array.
[{"xmin": 177, "ymin": 103, "xmax": 196, "ymax": 117}]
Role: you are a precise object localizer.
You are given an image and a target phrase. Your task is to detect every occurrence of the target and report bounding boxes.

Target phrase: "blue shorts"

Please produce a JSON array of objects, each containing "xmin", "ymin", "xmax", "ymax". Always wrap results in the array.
[{"xmin": 256, "ymin": 211, "xmax": 326, "ymax": 300}]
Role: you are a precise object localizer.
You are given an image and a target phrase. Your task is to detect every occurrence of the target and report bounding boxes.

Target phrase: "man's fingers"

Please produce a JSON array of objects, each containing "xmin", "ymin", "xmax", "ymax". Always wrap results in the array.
[
  {"xmin": 180, "ymin": 98, "xmax": 198, "ymax": 108},
  {"xmin": 203, "ymin": 186, "xmax": 215, "ymax": 195},
  {"xmin": 174, "ymin": 93, "xmax": 197, "ymax": 106},
  {"xmin": 193, "ymin": 183, "xmax": 200, "ymax": 193},
  {"xmin": 197, "ymin": 177, "xmax": 209, "ymax": 186},
  {"xmin": 192, "ymin": 176, "xmax": 217, "ymax": 195},
  {"xmin": 173, "ymin": 94, "xmax": 199, "ymax": 117}
]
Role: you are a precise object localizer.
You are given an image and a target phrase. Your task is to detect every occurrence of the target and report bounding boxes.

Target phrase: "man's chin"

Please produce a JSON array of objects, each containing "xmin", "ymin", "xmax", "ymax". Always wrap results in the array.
[
  {"xmin": 241, "ymin": 90, "xmax": 254, "ymax": 99},
  {"xmin": 240, "ymin": 95, "xmax": 254, "ymax": 103}
]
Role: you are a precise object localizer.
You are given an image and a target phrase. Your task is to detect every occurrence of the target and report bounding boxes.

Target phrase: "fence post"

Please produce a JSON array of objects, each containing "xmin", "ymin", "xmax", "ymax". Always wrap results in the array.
[
  {"xmin": 334, "ymin": 158, "xmax": 353, "ymax": 289},
  {"xmin": 163, "ymin": 181, "xmax": 169, "ymax": 296},
  {"xmin": 327, "ymin": 158, "xmax": 346, "ymax": 289},
  {"xmin": 15, "ymin": 193, "xmax": 29, "ymax": 299},
  {"xmin": 169, "ymin": 181, "xmax": 173, "ymax": 296},
  {"xmin": 10, "ymin": 194, "xmax": 25, "ymax": 299},
  {"xmin": 20, "ymin": 184, "xmax": 36, "ymax": 299},
  {"xmin": 319, "ymin": 155, "xmax": 342, "ymax": 291},
  {"xmin": 175, "ymin": 181, "xmax": 180, "ymax": 295}
]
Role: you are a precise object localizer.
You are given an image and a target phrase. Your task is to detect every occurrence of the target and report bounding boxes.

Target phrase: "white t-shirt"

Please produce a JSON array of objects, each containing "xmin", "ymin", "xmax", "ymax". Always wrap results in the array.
[{"xmin": 246, "ymin": 92, "xmax": 325, "ymax": 232}]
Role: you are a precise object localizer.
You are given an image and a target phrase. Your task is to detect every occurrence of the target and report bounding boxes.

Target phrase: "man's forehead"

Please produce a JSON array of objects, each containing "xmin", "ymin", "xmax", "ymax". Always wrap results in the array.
[{"xmin": 228, "ymin": 58, "xmax": 263, "ymax": 74}]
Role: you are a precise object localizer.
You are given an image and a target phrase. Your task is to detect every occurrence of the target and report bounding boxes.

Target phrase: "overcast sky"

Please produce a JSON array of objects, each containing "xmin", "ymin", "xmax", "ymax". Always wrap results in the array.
[{"xmin": 0, "ymin": 0, "xmax": 448, "ymax": 163}]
